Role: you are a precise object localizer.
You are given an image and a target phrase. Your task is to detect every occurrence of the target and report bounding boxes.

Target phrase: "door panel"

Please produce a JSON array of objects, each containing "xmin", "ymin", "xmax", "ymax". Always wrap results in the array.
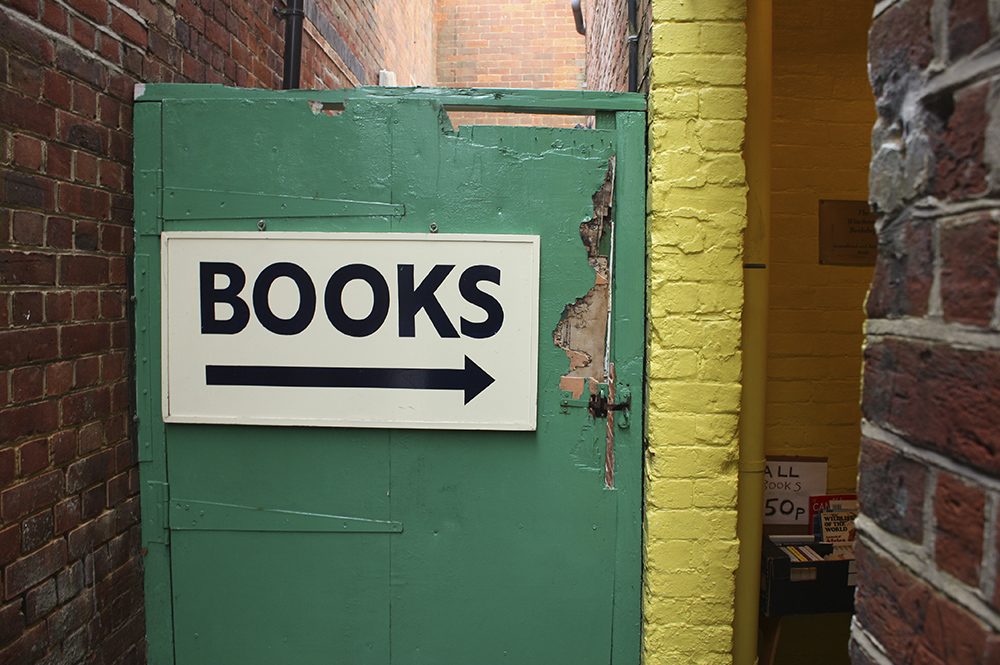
[
  {"xmin": 135, "ymin": 86, "xmax": 644, "ymax": 665},
  {"xmin": 167, "ymin": 425, "xmax": 392, "ymax": 663}
]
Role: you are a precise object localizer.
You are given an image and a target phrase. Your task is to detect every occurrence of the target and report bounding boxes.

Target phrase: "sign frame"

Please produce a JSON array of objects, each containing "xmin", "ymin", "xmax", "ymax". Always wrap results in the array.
[{"xmin": 160, "ymin": 231, "xmax": 541, "ymax": 430}]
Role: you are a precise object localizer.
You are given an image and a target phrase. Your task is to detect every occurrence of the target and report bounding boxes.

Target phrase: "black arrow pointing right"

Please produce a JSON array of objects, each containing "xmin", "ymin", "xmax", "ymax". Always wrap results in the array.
[{"xmin": 205, "ymin": 355, "xmax": 496, "ymax": 404}]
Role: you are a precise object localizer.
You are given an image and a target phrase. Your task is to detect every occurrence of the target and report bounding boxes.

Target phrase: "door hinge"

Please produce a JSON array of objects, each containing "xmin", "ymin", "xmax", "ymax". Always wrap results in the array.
[
  {"xmin": 136, "ymin": 170, "xmax": 163, "ymax": 236},
  {"xmin": 143, "ymin": 481, "xmax": 170, "ymax": 546}
]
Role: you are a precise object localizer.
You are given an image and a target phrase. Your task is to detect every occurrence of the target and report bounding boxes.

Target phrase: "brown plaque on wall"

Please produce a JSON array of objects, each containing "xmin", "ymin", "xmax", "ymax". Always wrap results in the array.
[{"xmin": 819, "ymin": 199, "xmax": 877, "ymax": 265}]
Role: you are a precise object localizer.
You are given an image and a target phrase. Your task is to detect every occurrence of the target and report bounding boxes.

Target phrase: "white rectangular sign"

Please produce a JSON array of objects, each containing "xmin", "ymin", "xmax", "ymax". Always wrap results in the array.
[
  {"xmin": 162, "ymin": 232, "xmax": 540, "ymax": 430},
  {"xmin": 762, "ymin": 456, "xmax": 827, "ymax": 526}
]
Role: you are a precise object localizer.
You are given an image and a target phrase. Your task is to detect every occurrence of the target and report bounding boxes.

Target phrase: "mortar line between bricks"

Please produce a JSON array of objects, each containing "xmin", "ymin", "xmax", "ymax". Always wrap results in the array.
[
  {"xmin": 848, "ymin": 616, "xmax": 896, "ymax": 665},
  {"xmin": 982, "ymin": 494, "xmax": 1000, "ymax": 603},
  {"xmin": 865, "ymin": 319, "xmax": 1000, "ymax": 350},
  {"xmin": 857, "ymin": 514, "xmax": 1000, "ymax": 632},
  {"xmin": 104, "ymin": 0, "xmax": 149, "ymax": 31},
  {"xmin": 862, "ymin": 420, "xmax": 1000, "ymax": 493},
  {"xmin": 907, "ymin": 198, "xmax": 1000, "ymax": 220},
  {"xmin": 49, "ymin": 0, "xmax": 144, "ymax": 59},
  {"xmin": 920, "ymin": 49, "xmax": 1000, "ymax": 99},
  {"xmin": 871, "ymin": 0, "xmax": 897, "ymax": 21},
  {"xmin": 1, "ymin": 6, "xmax": 127, "ymax": 77}
]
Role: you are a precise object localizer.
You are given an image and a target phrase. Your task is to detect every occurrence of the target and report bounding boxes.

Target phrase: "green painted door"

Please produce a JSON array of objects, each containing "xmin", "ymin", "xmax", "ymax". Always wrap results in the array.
[{"xmin": 134, "ymin": 85, "xmax": 645, "ymax": 665}]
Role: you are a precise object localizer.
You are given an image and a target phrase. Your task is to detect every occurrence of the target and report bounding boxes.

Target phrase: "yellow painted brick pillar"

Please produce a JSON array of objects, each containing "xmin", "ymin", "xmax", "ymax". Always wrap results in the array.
[{"xmin": 645, "ymin": 0, "xmax": 748, "ymax": 661}]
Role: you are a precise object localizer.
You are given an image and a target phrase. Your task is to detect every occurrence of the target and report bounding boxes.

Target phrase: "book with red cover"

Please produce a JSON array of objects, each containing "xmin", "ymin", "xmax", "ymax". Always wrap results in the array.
[{"xmin": 808, "ymin": 494, "xmax": 857, "ymax": 534}]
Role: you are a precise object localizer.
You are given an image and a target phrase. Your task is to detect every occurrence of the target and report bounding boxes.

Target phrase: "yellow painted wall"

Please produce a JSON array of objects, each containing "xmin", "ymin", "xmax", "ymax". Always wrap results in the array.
[
  {"xmin": 767, "ymin": 0, "xmax": 875, "ymax": 492},
  {"xmin": 645, "ymin": 0, "xmax": 747, "ymax": 659}
]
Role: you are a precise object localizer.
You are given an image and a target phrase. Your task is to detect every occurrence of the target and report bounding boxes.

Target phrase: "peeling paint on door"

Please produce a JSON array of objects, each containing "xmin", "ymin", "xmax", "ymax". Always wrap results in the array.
[{"xmin": 554, "ymin": 157, "xmax": 616, "ymax": 396}]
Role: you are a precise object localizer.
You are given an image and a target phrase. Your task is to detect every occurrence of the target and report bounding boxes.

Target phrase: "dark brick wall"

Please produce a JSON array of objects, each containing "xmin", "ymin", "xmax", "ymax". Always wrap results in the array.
[
  {"xmin": 855, "ymin": 0, "xmax": 1000, "ymax": 661},
  {"xmin": 0, "ymin": 1, "xmax": 434, "ymax": 663},
  {"xmin": 582, "ymin": 0, "xmax": 651, "ymax": 93}
]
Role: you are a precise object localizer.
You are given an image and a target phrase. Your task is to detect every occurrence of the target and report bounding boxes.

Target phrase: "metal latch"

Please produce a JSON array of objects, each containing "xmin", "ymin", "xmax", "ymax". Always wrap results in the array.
[
  {"xmin": 560, "ymin": 381, "xmax": 631, "ymax": 428},
  {"xmin": 588, "ymin": 388, "xmax": 630, "ymax": 419}
]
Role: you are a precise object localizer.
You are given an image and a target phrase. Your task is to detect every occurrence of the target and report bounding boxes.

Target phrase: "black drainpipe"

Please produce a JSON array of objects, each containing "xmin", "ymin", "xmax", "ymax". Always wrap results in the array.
[{"xmin": 275, "ymin": 0, "xmax": 304, "ymax": 89}]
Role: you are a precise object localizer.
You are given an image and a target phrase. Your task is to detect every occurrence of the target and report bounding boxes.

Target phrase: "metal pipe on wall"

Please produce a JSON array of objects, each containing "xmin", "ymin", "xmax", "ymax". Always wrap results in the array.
[
  {"xmin": 277, "ymin": 0, "xmax": 304, "ymax": 89},
  {"xmin": 571, "ymin": 0, "xmax": 587, "ymax": 34},
  {"xmin": 734, "ymin": 0, "xmax": 772, "ymax": 660}
]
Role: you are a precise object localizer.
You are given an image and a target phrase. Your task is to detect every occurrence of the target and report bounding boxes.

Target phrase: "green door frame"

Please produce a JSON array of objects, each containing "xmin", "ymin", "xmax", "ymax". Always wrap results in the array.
[{"xmin": 133, "ymin": 84, "xmax": 646, "ymax": 664}]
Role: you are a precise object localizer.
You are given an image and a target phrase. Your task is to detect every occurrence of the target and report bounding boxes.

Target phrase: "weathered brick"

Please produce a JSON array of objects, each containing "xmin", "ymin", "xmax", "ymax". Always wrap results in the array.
[
  {"xmin": 11, "ymin": 366, "xmax": 44, "ymax": 404},
  {"xmin": 0, "ymin": 449, "xmax": 14, "ymax": 487},
  {"xmin": 62, "ymin": 322, "xmax": 110, "ymax": 357},
  {"xmin": 46, "ymin": 145, "xmax": 73, "ymax": 181},
  {"xmin": 23, "ymin": 578, "xmax": 56, "ymax": 623},
  {"xmin": 80, "ymin": 485, "xmax": 105, "ymax": 520},
  {"xmin": 920, "ymin": 592, "xmax": 989, "ymax": 663},
  {"xmin": 17, "ymin": 437, "xmax": 49, "ymax": 477},
  {"xmin": 72, "ymin": 290, "xmax": 100, "ymax": 321},
  {"xmin": 11, "ymin": 211, "xmax": 44, "ymax": 247},
  {"xmin": 57, "ymin": 183, "xmax": 110, "ymax": 219},
  {"xmin": 40, "ymin": 0, "xmax": 68, "ymax": 33},
  {"xmin": 867, "ymin": 218, "xmax": 934, "ymax": 319},
  {"xmin": 21, "ymin": 511, "xmax": 54, "ymax": 554},
  {"xmin": 61, "ymin": 386, "xmax": 111, "ymax": 425},
  {"xmin": 0, "ymin": 470, "xmax": 62, "ymax": 522},
  {"xmin": 72, "ymin": 81, "xmax": 98, "ymax": 120},
  {"xmin": 940, "ymin": 214, "xmax": 999, "ymax": 327},
  {"xmin": 934, "ymin": 473, "xmax": 985, "ymax": 585},
  {"xmin": 2, "ymin": 171, "xmax": 55, "ymax": 210},
  {"xmin": 0, "ymin": 400, "xmax": 60, "ymax": 445},
  {"xmin": 50, "ymin": 431, "xmax": 76, "ymax": 466},
  {"xmin": 59, "ymin": 255, "xmax": 109, "ymax": 286},
  {"xmin": 111, "ymin": 7, "xmax": 147, "ymax": 48},
  {"xmin": 854, "ymin": 541, "xmax": 931, "ymax": 660},
  {"xmin": 0, "ymin": 91, "xmax": 57, "ymax": 138},
  {"xmin": 863, "ymin": 340, "xmax": 1000, "ymax": 475},
  {"xmin": 0, "ymin": 599, "xmax": 25, "ymax": 645},
  {"xmin": 0, "ymin": 525, "xmax": 21, "ymax": 567},
  {"xmin": 78, "ymin": 421, "xmax": 103, "ymax": 454},
  {"xmin": 3, "ymin": 538, "xmax": 67, "ymax": 599},
  {"xmin": 116, "ymin": 496, "xmax": 139, "ymax": 533},
  {"xmin": 74, "ymin": 151, "xmax": 99, "ymax": 185},
  {"xmin": 46, "ymin": 587, "xmax": 92, "ymax": 643},
  {"xmin": 45, "ymin": 361, "xmax": 73, "ymax": 397},
  {"xmin": 106, "ymin": 472, "xmax": 128, "ymax": 508},
  {"xmin": 66, "ymin": 511, "xmax": 114, "ymax": 558},
  {"xmin": 55, "ymin": 43, "xmax": 105, "ymax": 88},
  {"xmin": 0, "ymin": 620, "xmax": 47, "ymax": 665},
  {"xmin": 44, "ymin": 291, "xmax": 72, "ymax": 323},
  {"xmin": 12, "ymin": 135, "xmax": 44, "ymax": 171},
  {"xmin": 65, "ymin": 449, "xmax": 114, "ymax": 493},
  {"xmin": 113, "ymin": 440, "xmax": 131, "ymax": 473},
  {"xmin": 0, "ymin": 251, "xmax": 57, "ymax": 286},
  {"xmin": 0, "ymin": 8, "xmax": 55, "ymax": 63},
  {"xmin": 11, "ymin": 291, "xmax": 44, "ymax": 329},
  {"xmin": 931, "ymin": 83, "xmax": 989, "ymax": 200},
  {"xmin": 42, "ymin": 70, "xmax": 72, "ymax": 109},
  {"xmin": 53, "ymin": 497, "xmax": 80, "ymax": 536},
  {"xmin": 858, "ymin": 437, "xmax": 926, "ymax": 542},
  {"xmin": 56, "ymin": 561, "xmax": 82, "ymax": 604},
  {"xmin": 949, "ymin": 0, "xmax": 989, "ymax": 61}
]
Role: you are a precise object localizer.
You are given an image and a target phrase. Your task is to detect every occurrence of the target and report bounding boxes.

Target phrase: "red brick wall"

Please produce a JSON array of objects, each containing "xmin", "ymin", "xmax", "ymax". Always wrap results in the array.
[
  {"xmin": 299, "ymin": 0, "xmax": 436, "ymax": 89},
  {"xmin": 582, "ymin": 0, "xmax": 650, "ymax": 93},
  {"xmin": 853, "ymin": 0, "xmax": 1000, "ymax": 661},
  {"xmin": 0, "ymin": 1, "xmax": 434, "ymax": 663},
  {"xmin": 435, "ymin": 0, "xmax": 586, "ymax": 126}
]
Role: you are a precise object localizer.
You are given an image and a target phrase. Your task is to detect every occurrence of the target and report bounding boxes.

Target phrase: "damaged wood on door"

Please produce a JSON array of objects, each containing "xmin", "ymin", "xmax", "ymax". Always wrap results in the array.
[{"xmin": 554, "ymin": 156, "xmax": 616, "ymax": 394}]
